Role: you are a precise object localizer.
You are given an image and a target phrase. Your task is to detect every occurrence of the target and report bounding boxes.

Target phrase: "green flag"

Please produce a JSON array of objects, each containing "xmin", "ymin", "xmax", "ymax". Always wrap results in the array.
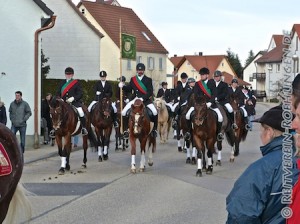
[{"xmin": 121, "ymin": 33, "xmax": 136, "ymax": 60}]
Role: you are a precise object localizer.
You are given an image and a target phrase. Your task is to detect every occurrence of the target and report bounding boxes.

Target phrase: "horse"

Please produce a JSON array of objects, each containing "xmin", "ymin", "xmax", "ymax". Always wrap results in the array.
[
  {"xmin": 154, "ymin": 97, "xmax": 171, "ymax": 144},
  {"xmin": 49, "ymin": 96, "xmax": 97, "ymax": 175},
  {"xmin": 90, "ymin": 97, "xmax": 113, "ymax": 161},
  {"xmin": 128, "ymin": 99, "xmax": 156, "ymax": 173},
  {"xmin": 229, "ymin": 95, "xmax": 249, "ymax": 159},
  {"xmin": 0, "ymin": 123, "xmax": 31, "ymax": 223}
]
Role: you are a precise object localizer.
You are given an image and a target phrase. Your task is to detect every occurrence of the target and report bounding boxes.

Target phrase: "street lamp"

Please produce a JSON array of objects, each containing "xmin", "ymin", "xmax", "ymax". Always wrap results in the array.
[{"xmin": 292, "ymin": 53, "xmax": 299, "ymax": 79}]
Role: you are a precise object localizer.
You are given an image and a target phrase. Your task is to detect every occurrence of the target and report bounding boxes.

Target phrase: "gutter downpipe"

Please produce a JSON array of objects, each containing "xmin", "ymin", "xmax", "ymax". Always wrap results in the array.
[{"xmin": 33, "ymin": 16, "xmax": 56, "ymax": 149}]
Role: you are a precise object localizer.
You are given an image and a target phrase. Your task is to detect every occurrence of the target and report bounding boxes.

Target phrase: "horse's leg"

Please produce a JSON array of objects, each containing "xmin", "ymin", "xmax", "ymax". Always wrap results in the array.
[
  {"xmin": 193, "ymin": 135, "xmax": 203, "ymax": 177},
  {"xmin": 82, "ymin": 135, "xmax": 88, "ymax": 168},
  {"xmin": 95, "ymin": 128, "xmax": 103, "ymax": 162},
  {"xmin": 65, "ymin": 136, "xmax": 72, "ymax": 171},
  {"xmin": 177, "ymin": 125, "xmax": 182, "ymax": 152},
  {"xmin": 139, "ymin": 137, "xmax": 147, "ymax": 172},
  {"xmin": 130, "ymin": 136, "xmax": 137, "ymax": 173},
  {"xmin": 216, "ymin": 140, "xmax": 222, "ymax": 166},
  {"xmin": 103, "ymin": 127, "xmax": 112, "ymax": 160},
  {"xmin": 206, "ymin": 139, "xmax": 215, "ymax": 175},
  {"xmin": 191, "ymin": 142, "xmax": 197, "ymax": 165},
  {"xmin": 58, "ymin": 135, "xmax": 71, "ymax": 174},
  {"xmin": 147, "ymin": 136, "xmax": 154, "ymax": 166}
]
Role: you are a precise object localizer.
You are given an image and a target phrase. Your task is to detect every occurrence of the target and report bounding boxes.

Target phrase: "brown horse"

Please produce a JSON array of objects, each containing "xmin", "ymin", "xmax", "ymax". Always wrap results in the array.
[
  {"xmin": 229, "ymin": 95, "xmax": 249, "ymax": 159},
  {"xmin": 129, "ymin": 99, "xmax": 156, "ymax": 173},
  {"xmin": 90, "ymin": 97, "xmax": 113, "ymax": 161},
  {"xmin": 191, "ymin": 96, "xmax": 218, "ymax": 177},
  {"xmin": 0, "ymin": 123, "xmax": 31, "ymax": 223},
  {"xmin": 154, "ymin": 97, "xmax": 171, "ymax": 144},
  {"xmin": 49, "ymin": 96, "xmax": 97, "ymax": 175}
]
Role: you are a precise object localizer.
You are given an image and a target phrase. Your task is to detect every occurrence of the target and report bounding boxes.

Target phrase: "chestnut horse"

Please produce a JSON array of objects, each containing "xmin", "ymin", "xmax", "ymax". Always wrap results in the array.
[
  {"xmin": 49, "ymin": 97, "xmax": 97, "ymax": 174},
  {"xmin": 90, "ymin": 97, "xmax": 113, "ymax": 161},
  {"xmin": 154, "ymin": 97, "xmax": 171, "ymax": 144},
  {"xmin": 129, "ymin": 99, "xmax": 156, "ymax": 173},
  {"xmin": 0, "ymin": 123, "xmax": 31, "ymax": 223}
]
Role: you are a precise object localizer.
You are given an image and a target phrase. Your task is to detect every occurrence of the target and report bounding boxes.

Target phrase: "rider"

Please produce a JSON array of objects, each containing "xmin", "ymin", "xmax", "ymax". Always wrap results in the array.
[
  {"xmin": 228, "ymin": 78, "xmax": 251, "ymax": 130},
  {"xmin": 119, "ymin": 63, "xmax": 158, "ymax": 138},
  {"xmin": 156, "ymin": 81, "xmax": 173, "ymax": 116},
  {"xmin": 211, "ymin": 70, "xmax": 237, "ymax": 129},
  {"xmin": 88, "ymin": 70, "xmax": 119, "ymax": 128},
  {"xmin": 185, "ymin": 67, "xmax": 224, "ymax": 141},
  {"xmin": 55, "ymin": 67, "xmax": 88, "ymax": 136}
]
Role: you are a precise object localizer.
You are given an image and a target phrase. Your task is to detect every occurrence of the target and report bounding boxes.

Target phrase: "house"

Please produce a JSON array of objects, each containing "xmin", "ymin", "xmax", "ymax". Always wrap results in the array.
[
  {"xmin": 78, "ymin": 0, "xmax": 169, "ymax": 91},
  {"xmin": 290, "ymin": 24, "xmax": 300, "ymax": 77},
  {"xmin": 41, "ymin": 0, "xmax": 104, "ymax": 80},
  {"xmin": 169, "ymin": 54, "xmax": 249, "ymax": 86},
  {"xmin": 0, "ymin": 0, "xmax": 54, "ymax": 148}
]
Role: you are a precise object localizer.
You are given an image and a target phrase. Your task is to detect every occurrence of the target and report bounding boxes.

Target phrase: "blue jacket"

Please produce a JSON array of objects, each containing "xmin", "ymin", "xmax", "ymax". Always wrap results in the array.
[{"xmin": 226, "ymin": 135, "xmax": 299, "ymax": 224}]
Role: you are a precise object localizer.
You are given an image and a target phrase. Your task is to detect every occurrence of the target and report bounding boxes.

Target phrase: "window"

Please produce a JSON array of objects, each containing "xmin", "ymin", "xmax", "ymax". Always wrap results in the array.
[
  {"xmin": 136, "ymin": 56, "xmax": 142, "ymax": 63},
  {"xmin": 127, "ymin": 59, "xmax": 131, "ymax": 70},
  {"xmin": 81, "ymin": 8, "xmax": 85, "ymax": 14},
  {"xmin": 159, "ymin": 58, "xmax": 163, "ymax": 71},
  {"xmin": 276, "ymin": 64, "xmax": 280, "ymax": 72},
  {"xmin": 148, "ymin": 57, "xmax": 154, "ymax": 70},
  {"xmin": 249, "ymin": 77, "xmax": 253, "ymax": 82}
]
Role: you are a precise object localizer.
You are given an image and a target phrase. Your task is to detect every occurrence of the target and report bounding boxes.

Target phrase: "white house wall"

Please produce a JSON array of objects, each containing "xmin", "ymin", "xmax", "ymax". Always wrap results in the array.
[
  {"xmin": 0, "ymin": 1, "xmax": 50, "ymax": 137},
  {"xmin": 42, "ymin": 0, "xmax": 101, "ymax": 80}
]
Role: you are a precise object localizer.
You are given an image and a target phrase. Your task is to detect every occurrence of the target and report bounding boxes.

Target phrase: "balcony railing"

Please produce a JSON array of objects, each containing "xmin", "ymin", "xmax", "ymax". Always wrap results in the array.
[{"xmin": 252, "ymin": 73, "xmax": 266, "ymax": 80}]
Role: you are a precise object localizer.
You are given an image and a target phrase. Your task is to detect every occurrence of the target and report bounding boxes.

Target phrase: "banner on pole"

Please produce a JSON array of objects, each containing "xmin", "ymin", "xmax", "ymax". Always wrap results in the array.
[{"xmin": 121, "ymin": 33, "xmax": 136, "ymax": 60}]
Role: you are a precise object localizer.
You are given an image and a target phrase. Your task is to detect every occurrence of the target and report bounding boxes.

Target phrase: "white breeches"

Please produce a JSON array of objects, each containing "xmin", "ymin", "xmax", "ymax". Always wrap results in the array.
[
  {"xmin": 122, "ymin": 97, "xmax": 157, "ymax": 116},
  {"xmin": 224, "ymin": 103, "xmax": 233, "ymax": 113},
  {"xmin": 88, "ymin": 101, "xmax": 117, "ymax": 113},
  {"xmin": 186, "ymin": 106, "xmax": 223, "ymax": 122},
  {"xmin": 240, "ymin": 106, "xmax": 248, "ymax": 117},
  {"xmin": 77, "ymin": 107, "xmax": 84, "ymax": 117},
  {"xmin": 171, "ymin": 102, "xmax": 179, "ymax": 112},
  {"xmin": 88, "ymin": 101, "xmax": 97, "ymax": 112},
  {"xmin": 111, "ymin": 102, "xmax": 117, "ymax": 113}
]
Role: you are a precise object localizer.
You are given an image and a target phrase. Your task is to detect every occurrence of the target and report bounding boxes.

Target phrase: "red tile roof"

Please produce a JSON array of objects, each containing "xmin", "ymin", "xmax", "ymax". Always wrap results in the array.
[
  {"xmin": 255, "ymin": 35, "xmax": 283, "ymax": 63},
  {"xmin": 222, "ymin": 72, "xmax": 250, "ymax": 86},
  {"xmin": 292, "ymin": 24, "xmax": 300, "ymax": 39},
  {"xmin": 80, "ymin": 1, "xmax": 168, "ymax": 54}
]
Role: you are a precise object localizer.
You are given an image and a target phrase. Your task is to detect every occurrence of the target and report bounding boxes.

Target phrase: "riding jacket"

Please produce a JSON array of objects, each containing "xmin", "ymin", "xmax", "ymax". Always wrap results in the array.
[
  {"xmin": 210, "ymin": 80, "xmax": 229, "ymax": 105},
  {"xmin": 174, "ymin": 81, "xmax": 188, "ymax": 103},
  {"xmin": 56, "ymin": 79, "xmax": 83, "ymax": 107},
  {"xmin": 226, "ymin": 136, "xmax": 299, "ymax": 224},
  {"xmin": 93, "ymin": 80, "xmax": 113, "ymax": 101},
  {"xmin": 228, "ymin": 86, "xmax": 246, "ymax": 107},
  {"xmin": 122, "ymin": 75, "xmax": 153, "ymax": 106},
  {"xmin": 157, "ymin": 88, "xmax": 172, "ymax": 103},
  {"xmin": 193, "ymin": 79, "xmax": 215, "ymax": 103}
]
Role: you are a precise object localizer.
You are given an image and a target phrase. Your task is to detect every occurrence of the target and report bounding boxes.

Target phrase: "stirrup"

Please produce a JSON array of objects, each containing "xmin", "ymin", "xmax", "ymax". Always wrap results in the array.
[
  {"xmin": 49, "ymin": 130, "xmax": 55, "ymax": 138},
  {"xmin": 81, "ymin": 128, "xmax": 88, "ymax": 136},
  {"xmin": 232, "ymin": 123, "xmax": 238, "ymax": 130},
  {"xmin": 123, "ymin": 130, "xmax": 129, "ymax": 139},
  {"xmin": 151, "ymin": 130, "xmax": 158, "ymax": 138},
  {"xmin": 184, "ymin": 132, "xmax": 191, "ymax": 141},
  {"xmin": 172, "ymin": 120, "xmax": 178, "ymax": 129},
  {"xmin": 217, "ymin": 133, "xmax": 224, "ymax": 141},
  {"xmin": 245, "ymin": 124, "xmax": 251, "ymax": 130},
  {"xmin": 114, "ymin": 121, "xmax": 119, "ymax": 128}
]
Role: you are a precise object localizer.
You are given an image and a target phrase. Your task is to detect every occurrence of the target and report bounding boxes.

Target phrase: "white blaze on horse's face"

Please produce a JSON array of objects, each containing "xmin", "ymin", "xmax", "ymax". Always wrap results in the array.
[{"xmin": 134, "ymin": 113, "xmax": 141, "ymax": 134}]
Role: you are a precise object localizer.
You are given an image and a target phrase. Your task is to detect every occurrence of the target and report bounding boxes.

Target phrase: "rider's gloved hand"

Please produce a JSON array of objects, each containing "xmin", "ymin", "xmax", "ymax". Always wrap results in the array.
[
  {"xmin": 96, "ymin": 91, "xmax": 101, "ymax": 95},
  {"xmin": 66, "ymin": 97, "xmax": 74, "ymax": 103},
  {"xmin": 125, "ymin": 99, "xmax": 129, "ymax": 103},
  {"xmin": 206, "ymin": 102, "xmax": 212, "ymax": 108},
  {"xmin": 118, "ymin": 82, "xmax": 124, "ymax": 88}
]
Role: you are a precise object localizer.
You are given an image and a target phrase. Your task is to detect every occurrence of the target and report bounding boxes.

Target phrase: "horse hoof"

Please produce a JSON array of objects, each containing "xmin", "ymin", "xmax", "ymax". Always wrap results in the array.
[
  {"xmin": 234, "ymin": 151, "xmax": 239, "ymax": 157},
  {"xmin": 98, "ymin": 156, "xmax": 103, "ymax": 162},
  {"xmin": 196, "ymin": 169, "xmax": 202, "ymax": 177},
  {"xmin": 58, "ymin": 168, "xmax": 65, "ymax": 175},
  {"xmin": 130, "ymin": 169, "xmax": 136, "ymax": 174},
  {"xmin": 229, "ymin": 158, "xmax": 235, "ymax": 163},
  {"xmin": 103, "ymin": 154, "xmax": 108, "ymax": 160},
  {"xmin": 178, "ymin": 147, "xmax": 182, "ymax": 152},
  {"xmin": 206, "ymin": 165, "xmax": 213, "ymax": 175},
  {"xmin": 186, "ymin": 157, "xmax": 191, "ymax": 164},
  {"xmin": 191, "ymin": 157, "xmax": 196, "ymax": 165},
  {"xmin": 81, "ymin": 164, "xmax": 87, "ymax": 169},
  {"xmin": 216, "ymin": 160, "xmax": 222, "ymax": 166},
  {"xmin": 139, "ymin": 167, "xmax": 145, "ymax": 172},
  {"xmin": 148, "ymin": 161, "xmax": 153, "ymax": 166},
  {"xmin": 183, "ymin": 148, "xmax": 187, "ymax": 153},
  {"xmin": 66, "ymin": 164, "xmax": 70, "ymax": 171}
]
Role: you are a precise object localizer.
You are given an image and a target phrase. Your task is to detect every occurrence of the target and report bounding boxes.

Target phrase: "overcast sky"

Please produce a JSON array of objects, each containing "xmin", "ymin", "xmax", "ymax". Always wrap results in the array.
[{"xmin": 72, "ymin": 0, "xmax": 300, "ymax": 65}]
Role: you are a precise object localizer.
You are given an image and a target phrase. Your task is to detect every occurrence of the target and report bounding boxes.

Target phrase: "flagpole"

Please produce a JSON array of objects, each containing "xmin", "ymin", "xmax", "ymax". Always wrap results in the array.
[{"xmin": 119, "ymin": 18, "xmax": 123, "ymax": 135}]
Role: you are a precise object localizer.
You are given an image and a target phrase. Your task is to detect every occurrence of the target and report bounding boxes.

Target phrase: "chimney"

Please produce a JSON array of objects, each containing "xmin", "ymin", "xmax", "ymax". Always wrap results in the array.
[
  {"xmin": 174, "ymin": 54, "xmax": 177, "ymax": 57},
  {"xmin": 199, "ymin": 52, "xmax": 203, "ymax": 56}
]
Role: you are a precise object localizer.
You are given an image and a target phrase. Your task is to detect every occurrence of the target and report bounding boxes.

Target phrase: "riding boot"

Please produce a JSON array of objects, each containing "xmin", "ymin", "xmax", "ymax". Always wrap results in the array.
[
  {"xmin": 122, "ymin": 116, "xmax": 129, "ymax": 138},
  {"xmin": 112, "ymin": 112, "xmax": 119, "ymax": 128},
  {"xmin": 217, "ymin": 122, "xmax": 224, "ymax": 141},
  {"xmin": 80, "ymin": 117, "xmax": 88, "ymax": 136},
  {"xmin": 230, "ymin": 112, "xmax": 238, "ymax": 129},
  {"xmin": 184, "ymin": 119, "xmax": 192, "ymax": 141},
  {"xmin": 172, "ymin": 107, "xmax": 180, "ymax": 129},
  {"xmin": 151, "ymin": 115, "xmax": 158, "ymax": 138}
]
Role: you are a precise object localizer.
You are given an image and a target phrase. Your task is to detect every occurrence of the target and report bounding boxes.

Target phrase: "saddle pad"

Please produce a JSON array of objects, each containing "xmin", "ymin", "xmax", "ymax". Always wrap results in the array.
[{"xmin": 0, "ymin": 142, "xmax": 12, "ymax": 176}]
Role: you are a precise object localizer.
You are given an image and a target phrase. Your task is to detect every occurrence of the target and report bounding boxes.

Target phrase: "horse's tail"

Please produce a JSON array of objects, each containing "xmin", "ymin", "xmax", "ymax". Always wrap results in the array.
[
  {"xmin": 3, "ymin": 183, "xmax": 32, "ymax": 224},
  {"xmin": 225, "ymin": 129, "xmax": 235, "ymax": 147},
  {"xmin": 88, "ymin": 127, "xmax": 98, "ymax": 148},
  {"xmin": 240, "ymin": 128, "xmax": 248, "ymax": 142},
  {"xmin": 148, "ymin": 135, "xmax": 156, "ymax": 153}
]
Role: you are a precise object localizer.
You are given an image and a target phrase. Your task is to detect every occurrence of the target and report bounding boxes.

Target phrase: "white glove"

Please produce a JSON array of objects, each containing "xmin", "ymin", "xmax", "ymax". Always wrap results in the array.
[
  {"xmin": 125, "ymin": 99, "xmax": 129, "ymax": 103},
  {"xmin": 206, "ymin": 102, "xmax": 212, "ymax": 108},
  {"xmin": 96, "ymin": 91, "xmax": 101, "ymax": 95},
  {"xmin": 67, "ymin": 97, "xmax": 74, "ymax": 103},
  {"xmin": 118, "ymin": 82, "xmax": 124, "ymax": 88},
  {"xmin": 177, "ymin": 96, "xmax": 180, "ymax": 100}
]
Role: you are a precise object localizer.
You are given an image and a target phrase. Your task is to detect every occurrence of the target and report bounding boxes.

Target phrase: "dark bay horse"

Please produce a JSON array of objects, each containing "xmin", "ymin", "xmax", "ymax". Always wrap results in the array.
[
  {"xmin": 129, "ymin": 99, "xmax": 156, "ymax": 173},
  {"xmin": 229, "ymin": 95, "xmax": 249, "ymax": 159},
  {"xmin": 90, "ymin": 97, "xmax": 113, "ymax": 161},
  {"xmin": 49, "ymin": 97, "xmax": 97, "ymax": 175},
  {"xmin": 0, "ymin": 123, "xmax": 31, "ymax": 223}
]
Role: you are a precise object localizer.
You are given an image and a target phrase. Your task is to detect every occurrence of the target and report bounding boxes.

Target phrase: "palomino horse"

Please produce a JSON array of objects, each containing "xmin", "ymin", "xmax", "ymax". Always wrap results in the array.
[
  {"xmin": 129, "ymin": 99, "xmax": 156, "ymax": 173},
  {"xmin": 49, "ymin": 96, "xmax": 97, "ymax": 175},
  {"xmin": 229, "ymin": 95, "xmax": 249, "ymax": 159},
  {"xmin": 191, "ymin": 96, "xmax": 218, "ymax": 177},
  {"xmin": 154, "ymin": 97, "xmax": 171, "ymax": 144},
  {"xmin": 0, "ymin": 123, "xmax": 31, "ymax": 223},
  {"xmin": 90, "ymin": 97, "xmax": 113, "ymax": 161}
]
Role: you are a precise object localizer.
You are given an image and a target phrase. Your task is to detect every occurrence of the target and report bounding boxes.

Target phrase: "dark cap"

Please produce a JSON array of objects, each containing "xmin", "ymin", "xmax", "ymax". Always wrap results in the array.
[
  {"xmin": 99, "ymin": 70, "xmax": 107, "ymax": 77},
  {"xmin": 121, "ymin": 76, "xmax": 126, "ymax": 82},
  {"xmin": 180, "ymin": 72, "xmax": 188, "ymax": 79},
  {"xmin": 161, "ymin": 81, "xmax": 168, "ymax": 86},
  {"xmin": 187, "ymin": 77, "xmax": 196, "ymax": 83},
  {"xmin": 252, "ymin": 106, "xmax": 289, "ymax": 132},
  {"xmin": 199, "ymin": 67, "xmax": 210, "ymax": 75},
  {"xmin": 65, "ymin": 67, "xmax": 74, "ymax": 74},
  {"xmin": 214, "ymin": 70, "xmax": 222, "ymax": 77},
  {"xmin": 136, "ymin": 63, "xmax": 145, "ymax": 71},
  {"xmin": 232, "ymin": 78, "xmax": 238, "ymax": 84}
]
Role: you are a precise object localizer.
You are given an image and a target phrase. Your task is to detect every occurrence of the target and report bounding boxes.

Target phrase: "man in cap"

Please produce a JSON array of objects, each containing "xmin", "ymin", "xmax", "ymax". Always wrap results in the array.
[
  {"xmin": 88, "ymin": 70, "xmax": 119, "ymax": 128},
  {"xmin": 228, "ymin": 78, "xmax": 250, "ymax": 130},
  {"xmin": 55, "ymin": 67, "xmax": 88, "ymax": 135},
  {"xmin": 119, "ymin": 63, "xmax": 158, "ymax": 138}
]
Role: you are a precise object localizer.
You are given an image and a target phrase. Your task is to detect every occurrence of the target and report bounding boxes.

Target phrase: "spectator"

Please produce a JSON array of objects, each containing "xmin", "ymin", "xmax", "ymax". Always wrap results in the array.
[
  {"xmin": 41, "ymin": 93, "xmax": 53, "ymax": 144},
  {"xmin": 0, "ymin": 99, "xmax": 7, "ymax": 125}
]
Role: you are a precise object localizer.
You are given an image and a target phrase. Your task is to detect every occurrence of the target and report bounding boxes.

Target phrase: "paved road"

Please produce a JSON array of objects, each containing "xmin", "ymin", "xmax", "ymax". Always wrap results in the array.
[{"xmin": 21, "ymin": 102, "xmax": 274, "ymax": 224}]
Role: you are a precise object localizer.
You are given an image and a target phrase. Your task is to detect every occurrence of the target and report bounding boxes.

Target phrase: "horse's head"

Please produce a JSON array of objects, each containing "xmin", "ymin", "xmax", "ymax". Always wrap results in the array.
[
  {"xmin": 230, "ymin": 95, "xmax": 239, "ymax": 111},
  {"xmin": 154, "ymin": 97, "xmax": 165, "ymax": 112},
  {"xmin": 193, "ymin": 96, "xmax": 208, "ymax": 126},
  {"xmin": 97, "ymin": 97, "xmax": 112, "ymax": 118},
  {"xmin": 130, "ymin": 99, "xmax": 145, "ymax": 134},
  {"xmin": 49, "ymin": 96, "xmax": 65, "ymax": 130}
]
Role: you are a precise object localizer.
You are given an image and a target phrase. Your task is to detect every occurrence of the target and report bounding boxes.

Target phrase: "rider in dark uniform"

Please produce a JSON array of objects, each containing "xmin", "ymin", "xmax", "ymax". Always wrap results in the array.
[
  {"xmin": 88, "ymin": 70, "xmax": 119, "ymax": 128},
  {"xmin": 55, "ymin": 67, "xmax": 88, "ymax": 135},
  {"xmin": 157, "ymin": 81, "xmax": 173, "ymax": 117},
  {"xmin": 120, "ymin": 63, "xmax": 158, "ymax": 138}
]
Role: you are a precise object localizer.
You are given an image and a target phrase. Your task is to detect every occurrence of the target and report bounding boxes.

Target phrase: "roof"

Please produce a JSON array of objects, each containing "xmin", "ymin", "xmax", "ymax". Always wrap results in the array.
[
  {"xmin": 80, "ymin": 1, "xmax": 168, "ymax": 54},
  {"xmin": 291, "ymin": 24, "xmax": 300, "ymax": 39},
  {"xmin": 222, "ymin": 72, "xmax": 250, "ymax": 86},
  {"xmin": 255, "ymin": 35, "xmax": 283, "ymax": 64},
  {"xmin": 33, "ymin": 0, "xmax": 54, "ymax": 16}
]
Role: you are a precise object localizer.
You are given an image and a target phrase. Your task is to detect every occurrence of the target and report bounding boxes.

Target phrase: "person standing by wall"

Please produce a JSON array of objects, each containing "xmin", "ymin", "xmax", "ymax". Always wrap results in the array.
[
  {"xmin": 9, "ymin": 91, "xmax": 32, "ymax": 153},
  {"xmin": 0, "ymin": 99, "xmax": 7, "ymax": 125},
  {"xmin": 41, "ymin": 93, "xmax": 53, "ymax": 144}
]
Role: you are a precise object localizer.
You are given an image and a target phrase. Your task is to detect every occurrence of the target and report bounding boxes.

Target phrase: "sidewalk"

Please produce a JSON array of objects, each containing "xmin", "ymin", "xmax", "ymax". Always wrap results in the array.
[{"xmin": 24, "ymin": 143, "xmax": 58, "ymax": 165}]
